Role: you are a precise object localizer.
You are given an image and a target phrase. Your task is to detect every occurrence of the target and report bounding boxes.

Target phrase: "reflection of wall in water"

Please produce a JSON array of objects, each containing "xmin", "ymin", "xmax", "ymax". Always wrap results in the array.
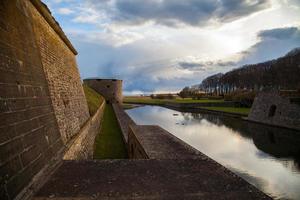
[
  {"xmin": 188, "ymin": 112, "xmax": 300, "ymax": 169},
  {"xmin": 252, "ymin": 125, "xmax": 300, "ymax": 171}
]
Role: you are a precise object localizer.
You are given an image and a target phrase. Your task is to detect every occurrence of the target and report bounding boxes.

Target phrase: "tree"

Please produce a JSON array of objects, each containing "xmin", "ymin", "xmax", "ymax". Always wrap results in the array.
[{"xmin": 178, "ymin": 87, "xmax": 190, "ymax": 99}]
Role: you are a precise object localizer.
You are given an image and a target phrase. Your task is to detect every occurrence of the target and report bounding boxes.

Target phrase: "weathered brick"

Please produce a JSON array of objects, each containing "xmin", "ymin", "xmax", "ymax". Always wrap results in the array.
[
  {"xmin": 20, "ymin": 145, "xmax": 40, "ymax": 167},
  {"xmin": 0, "ymin": 111, "xmax": 26, "ymax": 127},
  {"xmin": 6, "ymin": 99, "xmax": 26, "ymax": 111},
  {"xmin": 5, "ymin": 165, "xmax": 32, "ymax": 199},
  {"xmin": 14, "ymin": 118, "xmax": 39, "ymax": 136},
  {"xmin": 0, "ymin": 138, "xmax": 23, "ymax": 164},
  {"xmin": 44, "ymin": 122, "xmax": 60, "ymax": 145},
  {"xmin": 0, "ymin": 156, "xmax": 22, "ymax": 183},
  {"xmin": 29, "ymin": 154, "xmax": 45, "ymax": 177},
  {"xmin": 0, "ymin": 184, "xmax": 9, "ymax": 200},
  {"xmin": 0, "ymin": 125, "xmax": 15, "ymax": 144},
  {"xmin": 38, "ymin": 113, "xmax": 55, "ymax": 126},
  {"xmin": 22, "ymin": 127, "xmax": 46, "ymax": 149},
  {"xmin": 0, "ymin": 100, "xmax": 10, "ymax": 113}
]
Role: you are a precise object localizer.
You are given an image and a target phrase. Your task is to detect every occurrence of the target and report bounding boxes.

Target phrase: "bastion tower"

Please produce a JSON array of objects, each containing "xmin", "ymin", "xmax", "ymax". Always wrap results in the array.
[{"xmin": 84, "ymin": 78, "xmax": 123, "ymax": 104}]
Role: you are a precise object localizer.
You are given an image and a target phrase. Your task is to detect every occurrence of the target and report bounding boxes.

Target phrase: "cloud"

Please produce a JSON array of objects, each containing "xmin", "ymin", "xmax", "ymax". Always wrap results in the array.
[
  {"xmin": 258, "ymin": 27, "xmax": 300, "ymax": 39},
  {"xmin": 239, "ymin": 26, "xmax": 300, "ymax": 64},
  {"xmin": 111, "ymin": 0, "xmax": 271, "ymax": 27},
  {"xmin": 57, "ymin": 7, "xmax": 74, "ymax": 15},
  {"xmin": 178, "ymin": 60, "xmax": 237, "ymax": 71}
]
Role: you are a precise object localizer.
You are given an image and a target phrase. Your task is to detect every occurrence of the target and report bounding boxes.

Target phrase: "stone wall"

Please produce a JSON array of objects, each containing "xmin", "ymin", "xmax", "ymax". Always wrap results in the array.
[
  {"xmin": 0, "ymin": 1, "xmax": 64, "ymax": 199},
  {"xmin": 29, "ymin": 1, "xmax": 89, "ymax": 144},
  {"xmin": 84, "ymin": 79, "xmax": 123, "ymax": 104},
  {"xmin": 0, "ymin": 1, "xmax": 89, "ymax": 199},
  {"xmin": 64, "ymin": 102, "xmax": 105, "ymax": 160},
  {"xmin": 128, "ymin": 125, "xmax": 203, "ymax": 159},
  {"xmin": 248, "ymin": 90, "xmax": 300, "ymax": 130},
  {"xmin": 112, "ymin": 103, "xmax": 136, "ymax": 143}
]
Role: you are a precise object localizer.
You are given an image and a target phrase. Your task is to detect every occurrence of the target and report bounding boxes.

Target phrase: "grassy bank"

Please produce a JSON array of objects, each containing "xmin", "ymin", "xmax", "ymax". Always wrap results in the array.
[
  {"xmin": 201, "ymin": 107, "xmax": 250, "ymax": 115},
  {"xmin": 122, "ymin": 103, "xmax": 141, "ymax": 110},
  {"xmin": 94, "ymin": 104, "xmax": 128, "ymax": 159},
  {"xmin": 123, "ymin": 96, "xmax": 224, "ymax": 105},
  {"xmin": 83, "ymin": 84, "xmax": 104, "ymax": 115}
]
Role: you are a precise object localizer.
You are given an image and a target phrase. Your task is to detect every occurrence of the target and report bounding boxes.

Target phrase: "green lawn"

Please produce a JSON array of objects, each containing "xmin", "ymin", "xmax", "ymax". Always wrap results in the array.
[
  {"xmin": 200, "ymin": 107, "xmax": 250, "ymax": 115},
  {"xmin": 94, "ymin": 104, "xmax": 128, "ymax": 159},
  {"xmin": 83, "ymin": 84, "xmax": 104, "ymax": 115},
  {"xmin": 123, "ymin": 96, "xmax": 224, "ymax": 105}
]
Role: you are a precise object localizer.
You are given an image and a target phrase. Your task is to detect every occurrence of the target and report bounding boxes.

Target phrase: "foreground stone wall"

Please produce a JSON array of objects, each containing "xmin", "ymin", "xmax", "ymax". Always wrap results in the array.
[
  {"xmin": 0, "ymin": 1, "xmax": 89, "ymax": 199},
  {"xmin": 0, "ymin": 1, "xmax": 64, "ymax": 199},
  {"xmin": 29, "ymin": 1, "xmax": 89, "ymax": 144},
  {"xmin": 248, "ymin": 90, "xmax": 300, "ymax": 130},
  {"xmin": 84, "ymin": 79, "xmax": 123, "ymax": 104},
  {"xmin": 64, "ymin": 102, "xmax": 105, "ymax": 160}
]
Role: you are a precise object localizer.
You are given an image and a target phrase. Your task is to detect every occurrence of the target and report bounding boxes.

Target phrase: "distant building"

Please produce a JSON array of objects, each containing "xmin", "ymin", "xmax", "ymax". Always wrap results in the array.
[
  {"xmin": 84, "ymin": 78, "xmax": 123, "ymax": 104},
  {"xmin": 248, "ymin": 90, "xmax": 300, "ymax": 131}
]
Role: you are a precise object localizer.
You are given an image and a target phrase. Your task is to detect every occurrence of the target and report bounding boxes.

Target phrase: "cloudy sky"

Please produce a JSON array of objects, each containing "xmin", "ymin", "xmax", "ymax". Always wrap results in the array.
[{"xmin": 43, "ymin": 0, "xmax": 300, "ymax": 94}]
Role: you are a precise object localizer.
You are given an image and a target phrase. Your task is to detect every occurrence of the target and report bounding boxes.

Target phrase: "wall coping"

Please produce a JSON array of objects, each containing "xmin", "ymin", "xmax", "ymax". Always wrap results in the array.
[
  {"xmin": 129, "ymin": 125, "xmax": 204, "ymax": 159},
  {"xmin": 29, "ymin": 0, "xmax": 78, "ymax": 55}
]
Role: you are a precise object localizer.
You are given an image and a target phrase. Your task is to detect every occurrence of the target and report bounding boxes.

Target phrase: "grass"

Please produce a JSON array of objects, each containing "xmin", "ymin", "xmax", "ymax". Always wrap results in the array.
[
  {"xmin": 123, "ymin": 96, "xmax": 224, "ymax": 105},
  {"xmin": 200, "ymin": 107, "xmax": 251, "ymax": 115},
  {"xmin": 83, "ymin": 84, "xmax": 104, "ymax": 115},
  {"xmin": 122, "ymin": 103, "xmax": 140, "ymax": 110},
  {"xmin": 93, "ymin": 104, "xmax": 128, "ymax": 159}
]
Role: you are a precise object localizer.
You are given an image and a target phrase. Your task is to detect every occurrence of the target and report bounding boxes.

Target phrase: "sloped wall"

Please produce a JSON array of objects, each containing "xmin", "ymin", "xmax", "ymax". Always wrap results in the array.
[
  {"xmin": 0, "ymin": 1, "xmax": 63, "ymax": 199},
  {"xmin": 29, "ymin": 1, "xmax": 90, "ymax": 144},
  {"xmin": 0, "ymin": 0, "xmax": 89, "ymax": 199},
  {"xmin": 248, "ymin": 91, "xmax": 300, "ymax": 130}
]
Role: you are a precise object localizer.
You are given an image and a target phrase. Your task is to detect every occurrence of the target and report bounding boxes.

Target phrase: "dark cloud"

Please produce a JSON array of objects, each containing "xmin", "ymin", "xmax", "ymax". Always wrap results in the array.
[
  {"xmin": 179, "ymin": 60, "xmax": 236, "ymax": 71},
  {"xmin": 258, "ymin": 27, "xmax": 300, "ymax": 39},
  {"xmin": 89, "ymin": 0, "xmax": 271, "ymax": 27},
  {"xmin": 239, "ymin": 26, "xmax": 300, "ymax": 65}
]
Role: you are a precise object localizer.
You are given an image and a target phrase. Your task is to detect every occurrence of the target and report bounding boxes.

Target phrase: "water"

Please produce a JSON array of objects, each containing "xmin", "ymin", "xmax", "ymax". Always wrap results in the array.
[{"xmin": 126, "ymin": 105, "xmax": 300, "ymax": 200}]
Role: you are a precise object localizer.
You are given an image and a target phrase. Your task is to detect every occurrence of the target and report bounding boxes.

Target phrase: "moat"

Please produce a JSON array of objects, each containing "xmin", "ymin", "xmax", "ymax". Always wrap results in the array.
[{"xmin": 127, "ymin": 105, "xmax": 300, "ymax": 200}]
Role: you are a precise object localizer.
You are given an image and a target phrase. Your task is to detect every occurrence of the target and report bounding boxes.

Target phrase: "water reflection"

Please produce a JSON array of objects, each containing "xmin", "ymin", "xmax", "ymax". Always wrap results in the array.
[{"xmin": 126, "ymin": 105, "xmax": 300, "ymax": 200}]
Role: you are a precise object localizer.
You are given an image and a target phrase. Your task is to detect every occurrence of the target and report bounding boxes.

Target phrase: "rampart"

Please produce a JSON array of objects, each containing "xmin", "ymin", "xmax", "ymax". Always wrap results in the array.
[
  {"xmin": 0, "ymin": 1, "xmax": 89, "ymax": 199},
  {"xmin": 63, "ymin": 101, "xmax": 105, "ymax": 160},
  {"xmin": 84, "ymin": 79, "xmax": 123, "ymax": 104},
  {"xmin": 248, "ymin": 90, "xmax": 300, "ymax": 130}
]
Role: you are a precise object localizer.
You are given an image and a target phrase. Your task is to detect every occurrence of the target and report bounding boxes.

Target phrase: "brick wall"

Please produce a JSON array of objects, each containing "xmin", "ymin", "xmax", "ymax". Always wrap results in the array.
[
  {"xmin": 28, "ymin": 1, "xmax": 90, "ymax": 144},
  {"xmin": 248, "ymin": 90, "xmax": 300, "ymax": 130},
  {"xmin": 64, "ymin": 102, "xmax": 105, "ymax": 160},
  {"xmin": 0, "ymin": 1, "xmax": 63, "ymax": 199},
  {"xmin": 0, "ymin": 0, "xmax": 90, "ymax": 199},
  {"xmin": 84, "ymin": 79, "xmax": 123, "ymax": 104}
]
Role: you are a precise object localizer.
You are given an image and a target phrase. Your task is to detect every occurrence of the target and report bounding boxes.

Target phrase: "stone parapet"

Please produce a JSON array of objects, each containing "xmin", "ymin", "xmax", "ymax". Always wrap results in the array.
[
  {"xmin": 128, "ymin": 125, "xmax": 203, "ymax": 159},
  {"xmin": 64, "ymin": 102, "xmax": 105, "ymax": 160},
  {"xmin": 112, "ymin": 103, "xmax": 136, "ymax": 144}
]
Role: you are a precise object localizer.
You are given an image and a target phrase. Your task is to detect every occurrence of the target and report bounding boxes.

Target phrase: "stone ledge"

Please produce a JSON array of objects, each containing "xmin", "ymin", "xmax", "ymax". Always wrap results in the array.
[
  {"xmin": 34, "ymin": 160, "xmax": 271, "ymax": 200},
  {"xmin": 128, "ymin": 125, "xmax": 204, "ymax": 159}
]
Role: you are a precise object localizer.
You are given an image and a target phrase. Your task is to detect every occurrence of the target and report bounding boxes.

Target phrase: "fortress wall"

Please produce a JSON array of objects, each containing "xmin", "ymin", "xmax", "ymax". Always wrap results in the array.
[
  {"xmin": 84, "ymin": 79, "xmax": 122, "ymax": 104},
  {"xmin": 0, "ymin": 1, "xmax": 64, "ymax": 199},
  {"xmin": 0, "ymin": 1, "xmax": 90, "ymax": 199},
  {"xmin": 248, "ymin": 91, "xmax": 300, "ymax": 130},
  {"xmin": 29, "ymin": 1, "xmax": 90, "ymax": 144},
  {"xmin": 64, "ymin": 101, "xmax": 105, "ymax": 160}
]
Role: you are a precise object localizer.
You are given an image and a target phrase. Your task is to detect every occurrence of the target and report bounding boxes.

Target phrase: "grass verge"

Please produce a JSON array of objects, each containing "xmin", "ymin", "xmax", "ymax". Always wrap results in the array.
[
  {"xmin": 83, "ymin": 84, "xmax": 104, "ymax": 115},
  {"xmin": 94, "ymin": 104, "xmax": 128, "ymax": 159},
  {"xmin": 200, "ymin": 107, "xmax": 250, "ymax": 115}
]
